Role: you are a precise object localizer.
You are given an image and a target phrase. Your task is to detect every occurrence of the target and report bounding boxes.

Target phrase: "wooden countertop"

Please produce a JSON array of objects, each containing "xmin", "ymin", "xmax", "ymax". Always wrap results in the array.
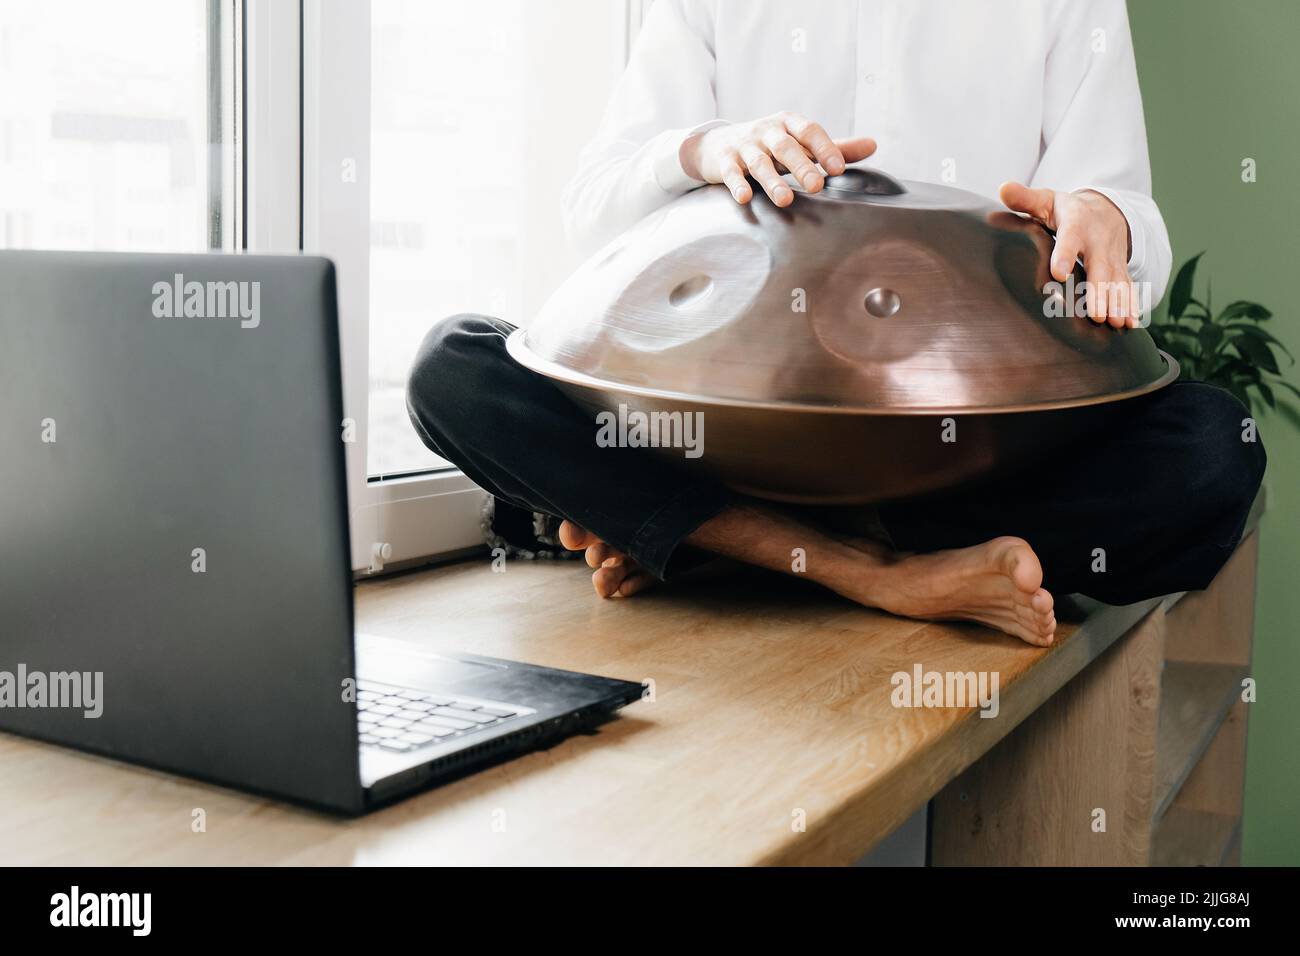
[{"xmin": 0, "ymin": 553, "xmax": 1173, "ymax": 865}]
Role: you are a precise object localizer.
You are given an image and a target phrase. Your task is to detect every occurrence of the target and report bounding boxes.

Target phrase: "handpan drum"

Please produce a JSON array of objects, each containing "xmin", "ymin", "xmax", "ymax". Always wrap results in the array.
[{"xmin": 507, "ymin": 168, "xmax": 1178, "ymax": 504}]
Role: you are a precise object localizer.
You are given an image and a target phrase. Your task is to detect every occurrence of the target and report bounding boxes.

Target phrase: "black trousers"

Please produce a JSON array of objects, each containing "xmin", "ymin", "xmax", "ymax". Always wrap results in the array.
[{"xmin": 407, "ymin": 314, "xmax": 1266, "ymax": 606}]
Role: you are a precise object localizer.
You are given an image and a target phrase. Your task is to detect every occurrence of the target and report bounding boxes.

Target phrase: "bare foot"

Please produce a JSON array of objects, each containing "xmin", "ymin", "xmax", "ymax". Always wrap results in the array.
[
  {"xmin": 555, "ymin": 507, "xmax": 1053, "ymax": 645},
  {"xmin": 557, "ymin": 520, "xmax": 658, "ymax": 598},
  {"xmin": 838, "ymin": 535, "xmax": 1057, "ymax": 647}
]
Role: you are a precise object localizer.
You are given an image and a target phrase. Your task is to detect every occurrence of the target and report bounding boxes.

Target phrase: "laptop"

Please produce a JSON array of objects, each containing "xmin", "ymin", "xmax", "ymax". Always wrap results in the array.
[{"xmin": 0, "ymin": 249, "xmax": 644, "ymax": 814}]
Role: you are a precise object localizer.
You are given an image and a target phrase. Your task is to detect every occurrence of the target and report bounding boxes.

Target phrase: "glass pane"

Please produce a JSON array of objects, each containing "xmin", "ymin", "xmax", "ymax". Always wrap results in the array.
[
  {"xmin": 0, "ymin": 0, "xmax": 235, "ymax": 252},
  {"xmin": 367, "ymin": 0, "xmax": 623, "ymax": 477}
]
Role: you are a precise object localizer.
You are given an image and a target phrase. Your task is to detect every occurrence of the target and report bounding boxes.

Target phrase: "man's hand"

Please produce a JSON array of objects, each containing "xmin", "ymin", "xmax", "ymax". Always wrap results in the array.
[
  {"xmin": 680, "ymin": 112, "xmax": 876, "ymax": 208},
  {"xmin": 999, "ymin": 183, "xmax": 1140, "ymax": 329}
]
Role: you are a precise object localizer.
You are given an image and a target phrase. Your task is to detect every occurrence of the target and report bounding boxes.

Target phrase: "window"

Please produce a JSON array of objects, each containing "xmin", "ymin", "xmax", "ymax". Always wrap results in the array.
[
  {"xmin": 366, "ymin": 0, "xmax": 631, "ymax": 477},
  {"xmin": 0, "ymin": 0, "xmax": 241, "ymax": 251},
  {"xmin": 1, "ymin": 0, "xmax": 639, "ymax": 572},
  {"xmin": 306, "ymin": 0, "xmax": 637, "ymax": 569}
]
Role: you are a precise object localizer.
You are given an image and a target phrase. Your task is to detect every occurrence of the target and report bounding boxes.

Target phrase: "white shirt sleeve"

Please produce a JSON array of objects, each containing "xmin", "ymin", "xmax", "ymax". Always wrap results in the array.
[
  {"xmin": 1032, "ymin": 0, "xmax": 1173, "ymax": 309},
  {"xmin": 560, "ymin": 0, "xmax": 722, "ymax": 256}
]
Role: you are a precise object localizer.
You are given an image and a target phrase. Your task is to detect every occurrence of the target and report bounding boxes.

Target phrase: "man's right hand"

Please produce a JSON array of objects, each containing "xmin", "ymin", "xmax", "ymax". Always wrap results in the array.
[{"xmin": 679, "ymin": 112, "xmax": 877, "ymax": 207}]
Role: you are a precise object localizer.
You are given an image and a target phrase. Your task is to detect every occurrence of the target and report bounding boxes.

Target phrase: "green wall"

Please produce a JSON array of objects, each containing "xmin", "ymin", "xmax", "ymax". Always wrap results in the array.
[{"xmin": 1129, "ymin": 0, "xmax": 1300, "ymax": 865}]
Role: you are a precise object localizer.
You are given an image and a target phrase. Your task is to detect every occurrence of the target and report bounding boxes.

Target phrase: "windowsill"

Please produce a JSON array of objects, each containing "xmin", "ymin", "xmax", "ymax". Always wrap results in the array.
[{"xmin": 348, "ymin": 469, "xmax": 487, "ymax": 573}]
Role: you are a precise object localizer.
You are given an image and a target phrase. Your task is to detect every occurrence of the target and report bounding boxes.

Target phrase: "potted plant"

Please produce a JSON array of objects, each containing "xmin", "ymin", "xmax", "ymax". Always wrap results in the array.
[{"xmin": 1147, "ymin": 253, "xmax": 1297, "ymax": 423}]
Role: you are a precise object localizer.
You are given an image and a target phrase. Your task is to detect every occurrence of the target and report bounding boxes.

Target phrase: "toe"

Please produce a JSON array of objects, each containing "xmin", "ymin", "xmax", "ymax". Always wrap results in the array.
[
  {"xmin": 559, "ymin": 520, "xmax": 595, "ymax": 551},
  {"xmin": 615, "ymin": 571, "xmax": 657, "ymax": 597},
  {"xmin": 1030, "ymin": 587, "xmax": 1054, "ymax": 615},
  {"xmin": 1038, "ymin": 610, "xmax": 1057, "ymax": 645},
  {"xmin": 1015, "ymin": 622, "xmax": 1053, "ymax": 647},
  {"xmin": 993, "ymin": 537, "xmax": 1044, "ymax": 594},
  {"xmin": 593, "ymin": 558, "xmax": 656, "ymax": 599},
  {"xmin": 1006, "ymin": 603, "xmax": 1056, "ymax": 647},
  {"xmin": 592, "ymin": 561, "xmax": 631, "ymax": 598}
]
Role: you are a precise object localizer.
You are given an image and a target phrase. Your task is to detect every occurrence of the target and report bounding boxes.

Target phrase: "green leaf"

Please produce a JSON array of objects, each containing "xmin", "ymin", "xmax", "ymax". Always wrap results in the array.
[
  {"xmin": 1219, "ymin": 300, "xmax": 1272, "ymax": 322},
  {"xmin": 1161, "ymin": 324, "xmax": 1200, "ymax": 340},
  {"xmin": 1273, "ymin": 378, "xmax": 1300, "ymax": 401},
  {"xmin": 1168, "ymin": 253, "xmax": 1203, "ymax": 319},
  {"xmin": 1258, "ymin": 381, "xmax": 1276, "ymax": 408},
  {"xmin": 1233, "ymin": 335, "xmax": 1281, "ymax": 374},
  {"xmin": 1180, "ymin": 297, "xmax": 1211, "ymax": 322},
  {"xmin": 1197, "ymin": 324, "xmax": 1224, "ymax": 353},
  {"xmin": 1204, "ymin": 356, "xmax": 1251, "ymax": 386},
  {"xmin": 1226, "ymin": 382, "xmax": 1252, "ymax": 409},
  {"xmin": 1278, "ymin": 400, "xmax": 1300, "ymax": 431},
  {"xmin": 1218, "ymin": 356, "xmax": 1258, "ymax": 375},
  {"xmin": 1225, "ymin": 323, "xmax": 1294, "ymax": 362}
]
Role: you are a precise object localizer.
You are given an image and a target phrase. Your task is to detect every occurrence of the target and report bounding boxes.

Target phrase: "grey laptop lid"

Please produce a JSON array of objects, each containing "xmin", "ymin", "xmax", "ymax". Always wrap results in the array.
[{"xmin": 0, "ymin": 250, "xmax": 364, "ymax": 813}]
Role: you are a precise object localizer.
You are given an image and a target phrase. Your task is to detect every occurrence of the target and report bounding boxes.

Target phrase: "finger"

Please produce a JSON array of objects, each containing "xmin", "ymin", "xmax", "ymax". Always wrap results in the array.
[
  {"xmin": 763, "ymin": 130, "xmax": 822, "ymax": 192},
  {"xmin": 1099, "ymin": 268, "xmax": 1133, "ymax": 328},
  {"xmin": 999, "ymin": 181, "xmax": 1057, "ymax": 230},
  {"xmin": 1086, "ymin": 259, "xmax": 1130, "ymax": 328},
  {"xmin": 1122, "ymin": 273, "xmax": 1142, "ymax": 328},
  {"xmin": 834, "ymin": 136, "xmax": 877, "ymax": 164},
  {"xmin": 1104, "ymin": 270, "xmax": 1129, "ymax": 328},
  {"xmin": 781, "ymin": 114, "xmax": 846, "ymax": 175},
  {"xmin": 1085, "ymin": 260, "xmax": 1111, "ymax": 325},
  {"xmin": 1049, "ymin": 226, "xmax": 1084, "ymax": 284},
  {"xmin": 718, "ymin": 154, "xmax": 752, "ymax": 203},
  {"xmin": 739, "ymin": 143, "xmax": 793, "ymax": 206},
  {"xmin": 1084, "ymin": 272, "xmax": 1104, "ymax": 324}
]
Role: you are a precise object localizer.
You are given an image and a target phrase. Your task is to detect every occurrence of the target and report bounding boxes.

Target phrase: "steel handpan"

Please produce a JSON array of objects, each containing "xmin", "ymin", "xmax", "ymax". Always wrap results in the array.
[{"xmin": 508, "ymin": 168, "xmax": 1178, "ymax": 504}]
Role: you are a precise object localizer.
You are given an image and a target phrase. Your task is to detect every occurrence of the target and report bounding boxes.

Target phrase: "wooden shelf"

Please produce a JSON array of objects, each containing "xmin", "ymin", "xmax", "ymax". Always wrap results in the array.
[
  {"xmin": 1151, "ymin": 697, "xmax": 1250, "ymax": 866},
  {"xmin": 1152, "ymin": 806, "xmax": 1240, "ymax": 866},
  {"xmin": 932, "ymin": 527, "xmax": 1259, "ymax": 867},
  {"xmin": 1153, "ymin": 661, "xmax": 1247, "ymax": 820}
]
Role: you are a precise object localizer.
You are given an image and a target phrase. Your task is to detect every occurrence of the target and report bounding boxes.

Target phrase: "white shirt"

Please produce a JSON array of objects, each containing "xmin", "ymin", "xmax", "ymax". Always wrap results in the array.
[{"xmin": 562, "ymin": 0, "xmax": 1172, "ymax": 305}]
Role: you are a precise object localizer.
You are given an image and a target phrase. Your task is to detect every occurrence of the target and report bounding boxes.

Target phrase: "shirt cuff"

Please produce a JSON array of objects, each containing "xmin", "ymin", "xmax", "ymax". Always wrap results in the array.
[
  {"xmin": 649, "ymin": 119, "xmax": 731, "ymax": 195},
  {"xmin": 1078, "ymin": 184, "xmax": 1148, "ymax": 282}
]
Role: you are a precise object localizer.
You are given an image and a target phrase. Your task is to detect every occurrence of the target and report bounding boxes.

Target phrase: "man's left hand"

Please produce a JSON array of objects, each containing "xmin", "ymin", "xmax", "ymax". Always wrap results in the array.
[{"xmin": 999, "ymin": 183, "xmax": 1140, "ymax": 329}]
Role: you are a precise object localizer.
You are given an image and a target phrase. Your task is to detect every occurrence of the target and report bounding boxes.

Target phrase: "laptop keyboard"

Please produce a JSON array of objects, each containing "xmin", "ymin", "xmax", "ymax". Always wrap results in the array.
[{"xmin": 356, "ymin": 679, "xmax": 530, "ymax": 755}]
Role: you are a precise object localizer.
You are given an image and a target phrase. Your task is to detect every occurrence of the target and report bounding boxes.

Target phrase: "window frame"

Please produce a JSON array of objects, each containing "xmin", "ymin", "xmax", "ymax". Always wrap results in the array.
[{"xmin": 242, "ymin": 0, "xmax": 300, "ymax": 254}]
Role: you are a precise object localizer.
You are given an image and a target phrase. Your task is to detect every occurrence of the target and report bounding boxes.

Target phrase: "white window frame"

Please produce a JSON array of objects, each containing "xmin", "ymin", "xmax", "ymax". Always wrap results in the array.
[
  {"xmin": 243, "ymin": 0, "xmax": 299, "ymax": 255},
  {"xmin": 293, "ymin": 0, "xmax": 643, "ymax": 574}
]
